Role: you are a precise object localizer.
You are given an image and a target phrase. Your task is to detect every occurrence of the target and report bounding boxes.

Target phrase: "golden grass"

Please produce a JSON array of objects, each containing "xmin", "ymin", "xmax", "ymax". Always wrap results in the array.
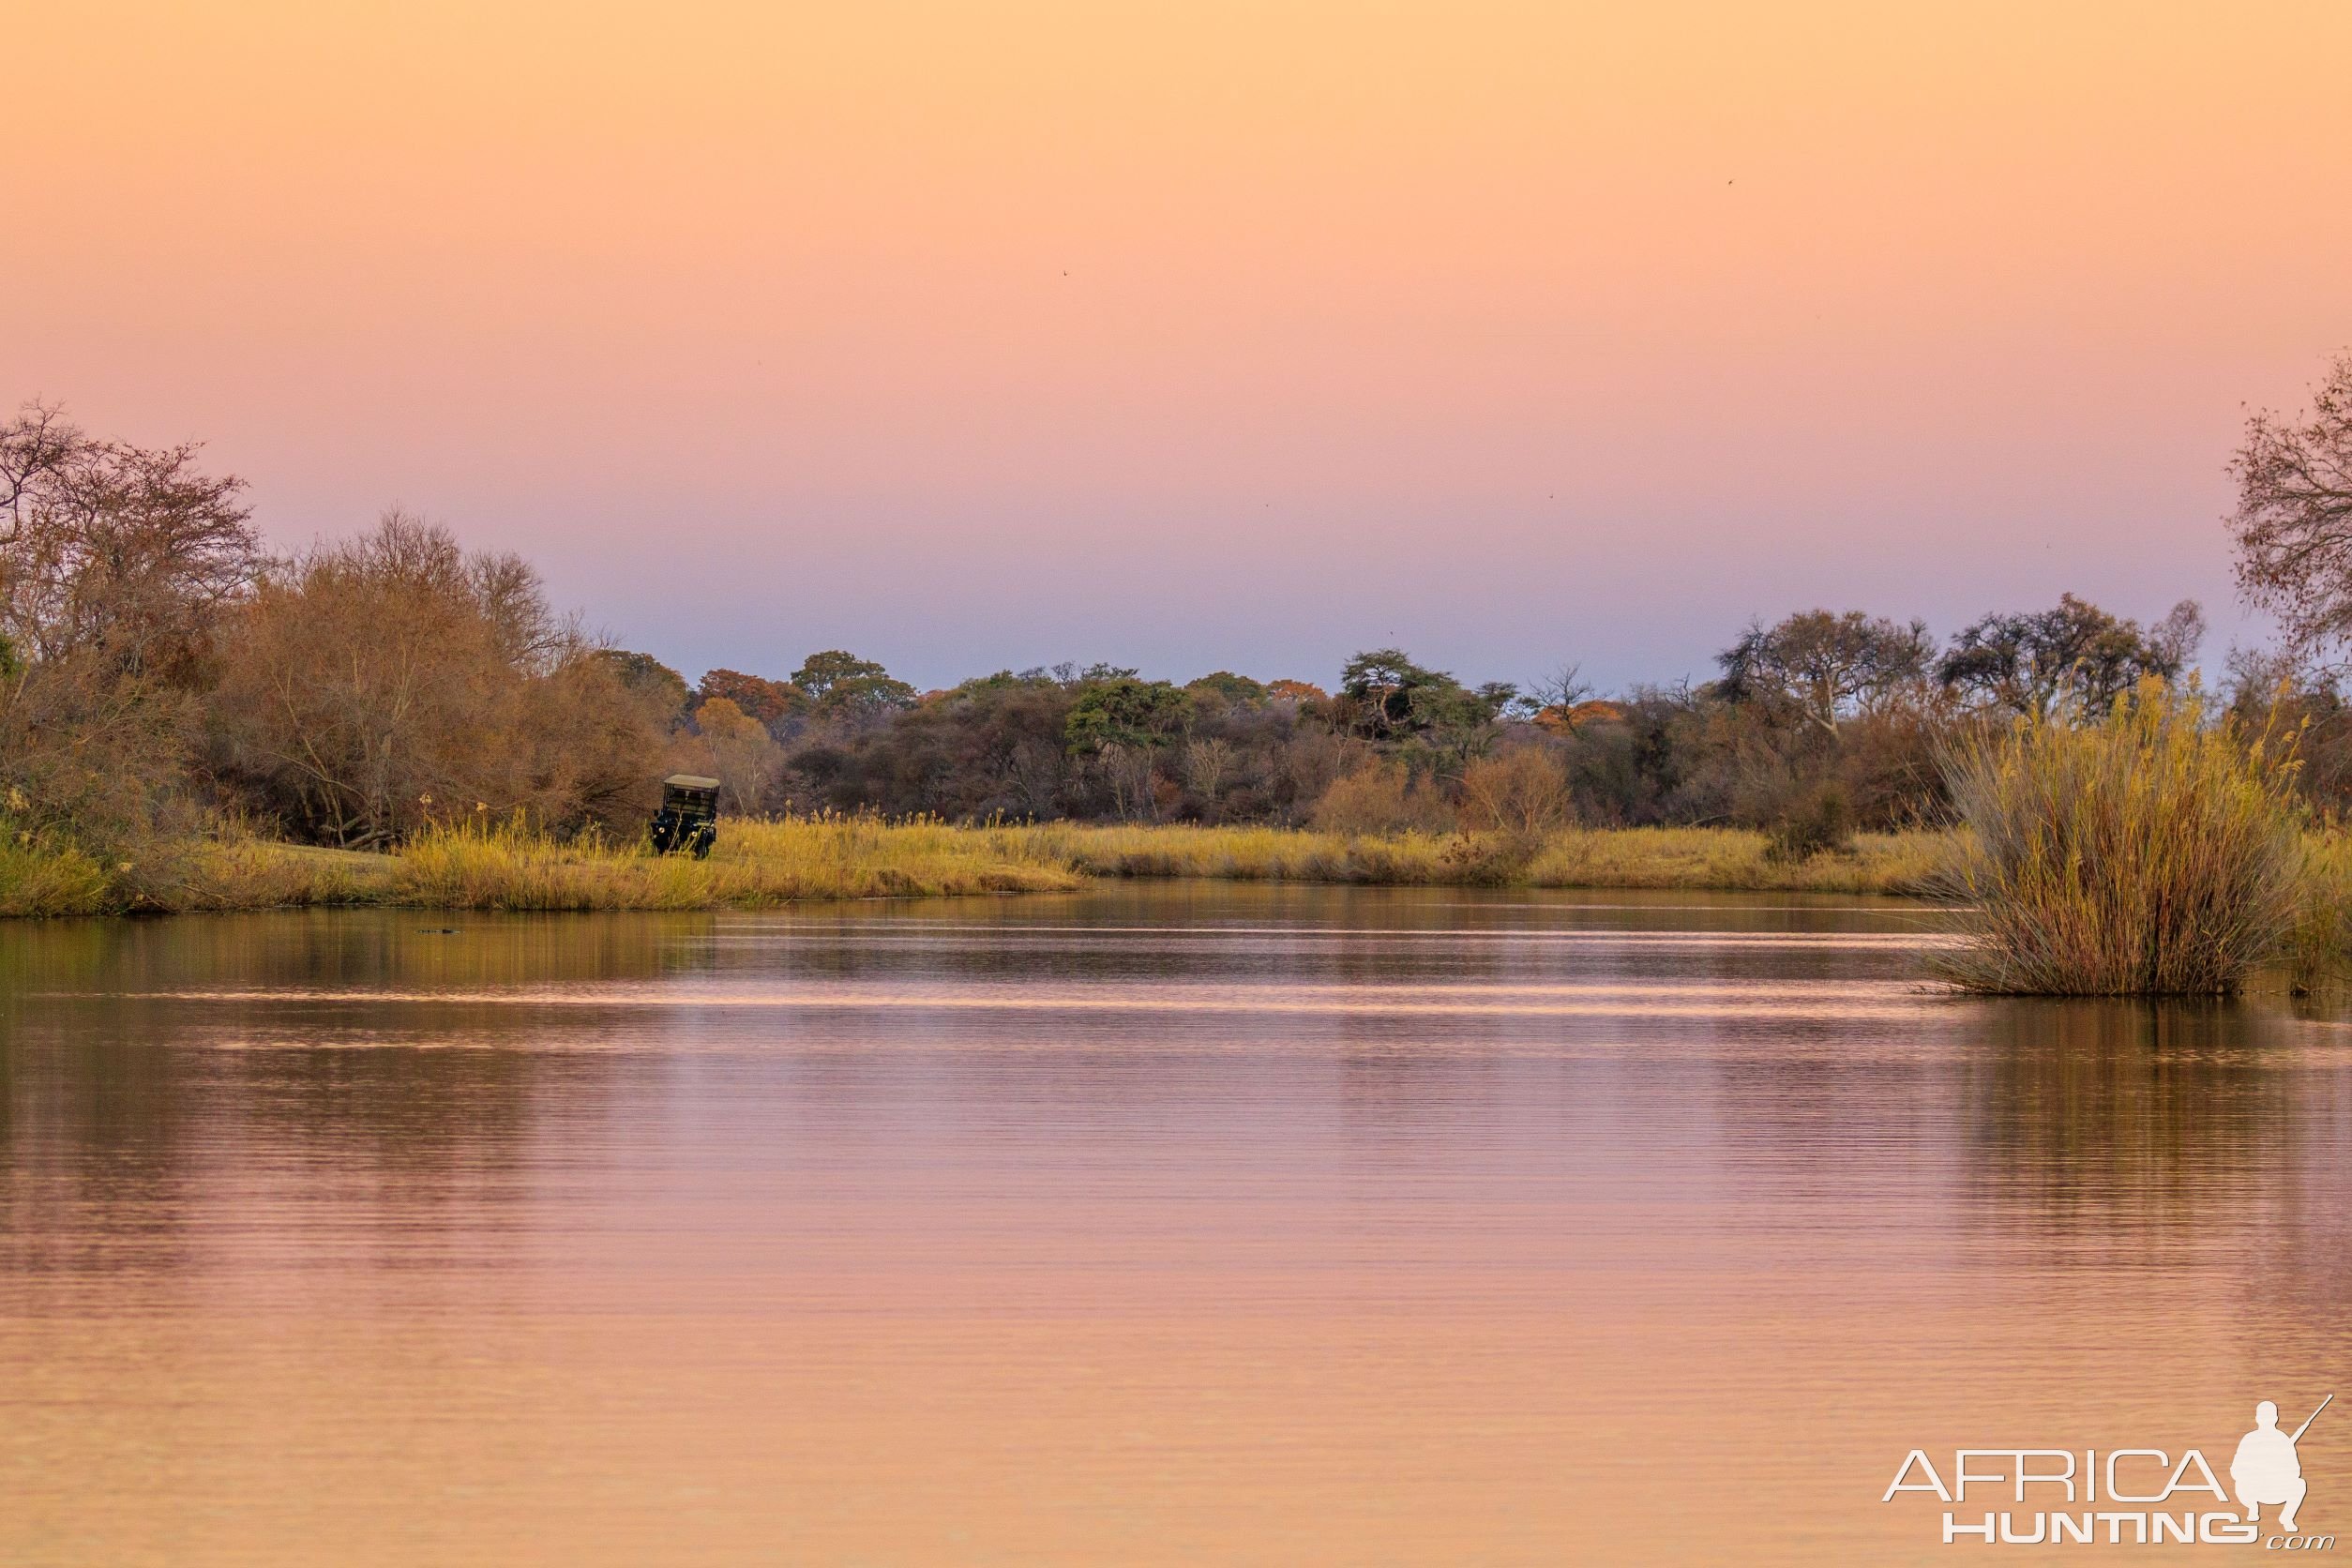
[
  {"xmin": 988, "ymin": 821, "xmax": 1950, "ymax": 894},
  {"xmin": 388, "ymin": 814, "xmax": 1080, "ymax": 910},
  {"xmin": 0, "ymin": 828, "xmax": 113, "ymax": 917},
  {"xmin": 0, "ymin": 814, "xmax": 1996, "ymax": 918}
]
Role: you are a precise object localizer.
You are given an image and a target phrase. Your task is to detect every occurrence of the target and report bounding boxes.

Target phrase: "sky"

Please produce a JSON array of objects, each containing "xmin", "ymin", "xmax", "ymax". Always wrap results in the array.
[{"xmin": 7, "ymin": 0, "xmax": 2350, "ymax": 694}]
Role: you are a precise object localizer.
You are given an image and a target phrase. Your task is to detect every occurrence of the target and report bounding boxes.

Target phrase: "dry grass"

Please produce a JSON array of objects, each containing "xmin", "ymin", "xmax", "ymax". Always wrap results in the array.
[
  {"xmin": 0, "ymin": 827, "xmax": 113, "ymax": 917},
  {"xmin": 977, "ymin": 821, "xmax": 1949, "ymax": 894},
  {"xmin": 1934, "ymin": 682, "xmax": 2306, "ymax": 994},
  {"xmin": 2282, "ymin": 826, "xmax": 2352, "ymax": 993},
  {"xmin": 390, "ymin": 813, "xmax": 1080, "ymax": 910},
  {"xmin": 0, "ymin": 813, "xmax": 1964, "ymax": 918}
]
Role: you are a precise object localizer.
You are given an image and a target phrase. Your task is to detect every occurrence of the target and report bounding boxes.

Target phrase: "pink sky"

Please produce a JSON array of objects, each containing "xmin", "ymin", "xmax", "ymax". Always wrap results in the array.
[{"xmin": 8, "ymin": 1, "xmax": 2349, "ymax": 691}]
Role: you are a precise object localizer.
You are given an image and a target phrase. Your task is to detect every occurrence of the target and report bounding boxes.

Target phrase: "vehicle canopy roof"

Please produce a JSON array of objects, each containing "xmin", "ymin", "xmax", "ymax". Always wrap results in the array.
[{"xmin": 663, "ymin": 775, "xmax": 721, "ymax": 792}]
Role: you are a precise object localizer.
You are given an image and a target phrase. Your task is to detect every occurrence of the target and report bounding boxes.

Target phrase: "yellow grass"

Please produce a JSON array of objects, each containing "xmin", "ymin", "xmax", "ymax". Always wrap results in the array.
[
  {"xmin": 989, "ymin": 822, "xmax": 1951, "ymax": 894},
  {"xmin": 0, "ymin": 814, "xmax": 1977, "ymax": 917},
  {"xmin": 389, "ymin": 814, "xmax": 1080, "ymax": 910}
]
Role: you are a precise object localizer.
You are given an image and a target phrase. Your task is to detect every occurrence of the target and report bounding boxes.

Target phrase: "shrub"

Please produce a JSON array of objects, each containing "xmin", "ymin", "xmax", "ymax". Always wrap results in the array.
[
  {"xmin": 1308, "ymin": 761, "xmax": 1454, "ymax": 835},
  {"xmin": 1935, "ymin": 681, "xmax": 2303, "ymax": 994},
  {"xmin": 1765, "ymin": 780, "xmax": 1854, "ymax": 862},
  {"xmin": 1456, "ymin": 747, "xmax": 1573, "ymax": 836}
]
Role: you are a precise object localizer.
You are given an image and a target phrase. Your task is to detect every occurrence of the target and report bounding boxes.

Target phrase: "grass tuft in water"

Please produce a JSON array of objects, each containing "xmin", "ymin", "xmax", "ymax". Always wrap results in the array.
[{"xmin": 1934, "ymin": 680, "xmax": 2304, "ymax": 994}]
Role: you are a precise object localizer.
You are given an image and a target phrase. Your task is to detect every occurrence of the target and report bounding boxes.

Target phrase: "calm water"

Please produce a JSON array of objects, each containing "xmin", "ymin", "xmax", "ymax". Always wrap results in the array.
[{"xmin": 3, "ymin": 885, "xmax": 2348, "ymax": 1564}]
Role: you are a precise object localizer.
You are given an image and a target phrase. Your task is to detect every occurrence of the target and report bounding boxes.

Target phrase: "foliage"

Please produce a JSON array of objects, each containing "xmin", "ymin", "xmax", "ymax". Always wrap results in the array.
[
  {"xmin": 686, "ymin": 695, "xmax": 785, "ymax": 814},
  {"xmin": 792, "ymin": 649, "xmax": 916, "ymax": 718},
  {"xmin": 695, "ymin": 666, "xmax": 804, "ymax": 732},
  {"xmin": 1764, "ymin": 779, "xmax": 1854, "ymax": 862},
  {"xmin": 1938, "ymin": 593, "xmax": 2203, "ymax": 716},
  {"xmin": 600, "ymin": 650, "xmax": 692, "ymax": 725},
  {"xmin": 1063, "ymin": 674, "xmax": 1191, "ymax": 753},
  {"xmin": 0, "ymin": 819, "xmax": 112, "ymax": 916},
  {"xmin": 1935, "ymin": 681, "xmax": 2304, "ymax": 994},
  {"xmin": 1455, "ymin": 747, "xmax": 1574, "ymax": 836},
  {"xmin": 1308, "ymin": 760, "xmax": 1455, "ymax": 835},
  {"xmin": 1185, "ymin": 671, "xmax": 1267, "ymax": 706}
]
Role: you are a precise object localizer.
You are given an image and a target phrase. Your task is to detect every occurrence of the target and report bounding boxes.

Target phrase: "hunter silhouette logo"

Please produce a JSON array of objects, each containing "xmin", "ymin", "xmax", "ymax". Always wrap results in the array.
[
  {"xmin": 1882, "ymin": 1394, "xmax": 2335, "ymax": 1547},
  {"xmin": 2236, "ymin": 1395, "xmax": 2329, "ymax": 1535}
]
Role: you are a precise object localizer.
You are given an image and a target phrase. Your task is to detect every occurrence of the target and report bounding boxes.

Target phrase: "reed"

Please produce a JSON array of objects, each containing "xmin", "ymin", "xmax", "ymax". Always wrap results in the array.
[{"xmin": 1934, "ymin": 681, "xmax": 2305, "ymax": 994}]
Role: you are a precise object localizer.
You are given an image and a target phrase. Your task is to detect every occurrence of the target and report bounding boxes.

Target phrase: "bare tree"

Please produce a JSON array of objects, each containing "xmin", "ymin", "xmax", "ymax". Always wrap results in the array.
[
  {"xmin": 0, "ymin": 404, "xmax": 261, "ymax": 840},
  {"xmin": 209, "ymin": 512, "xmax": 660, "ymax": 848},
  {"xmin": 1527, "ymin": 662, "xmax": 1593, "ymax": 713},
  {"xmin": 2231, "ymin": 353, "xmax": 2352, "ymax": 671}
]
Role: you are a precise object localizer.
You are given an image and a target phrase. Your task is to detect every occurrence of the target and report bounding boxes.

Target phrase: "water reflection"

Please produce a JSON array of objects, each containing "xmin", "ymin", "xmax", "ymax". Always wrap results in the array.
[{"xmin": 2, "ymin": 889, "xmax": 2349, "ymax": 1565}]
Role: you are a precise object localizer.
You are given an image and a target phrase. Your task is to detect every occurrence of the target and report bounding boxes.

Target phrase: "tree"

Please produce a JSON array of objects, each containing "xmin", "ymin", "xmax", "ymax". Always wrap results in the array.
[
  {"xmin": 599, "ymin": 651, "xmax": 691, "ymax": 724},
  {"xmin": 1716, "ymin": 611, "xmax": 1932, "ymax": 733},
  {"xmin": 209, "ymin": 512, "xmax": 658, "ymax": 847},
  {"xmin": 792, "ymin": 649, "xmax": 916, "ymax": 718},
  {"xmin": 1526, "ymin": 662, "xmax": 1593, "ymax": 720},
  {"xmin": 688, "ymin": 696, "xmax": 783, "ymax": 815},
  {"xmin": 1184, "ymin": 671, "xmax": 1266, "ymax": 706},
  {"xmin": 2229, "ymin": 353, "xmax": 2352, "ymax": 671},
  {"xmin": 0, "ymin": 403, "xmax": 262, "ymax": 839},
  {"xmin": 1937, "ymin": 594, "xmax": 2203, "ymax": 717},
  {"xmin": 1063, "ymin": 674, "xmax": 1191, "ymax": 754},
  {"xmin": 696, "ymin": 667, "xmax": 806, "ymax": 734}
]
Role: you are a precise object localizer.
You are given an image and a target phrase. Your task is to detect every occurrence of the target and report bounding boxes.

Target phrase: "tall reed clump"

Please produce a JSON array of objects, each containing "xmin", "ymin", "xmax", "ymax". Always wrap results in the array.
[{"xmin": 1934, "ymin": 680, "xmax": 2304, "ymax": 994}]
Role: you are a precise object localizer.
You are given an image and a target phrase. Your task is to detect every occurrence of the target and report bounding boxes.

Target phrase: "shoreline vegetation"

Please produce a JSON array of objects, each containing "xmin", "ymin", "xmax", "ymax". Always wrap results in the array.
[
  {"xmin": 9, "ymin": 355, "xmax": 2352, "ymax": 992},
  {"xmin": 0, "ymin": 818, "xmax": 1954, "ymax": 919}
]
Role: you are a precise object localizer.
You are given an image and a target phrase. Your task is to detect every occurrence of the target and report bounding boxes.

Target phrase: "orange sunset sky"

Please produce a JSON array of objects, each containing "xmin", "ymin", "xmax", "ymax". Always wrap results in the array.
[{"xmin": 8, "ymin": 1, "xmax": 2350, "ymax": 689}]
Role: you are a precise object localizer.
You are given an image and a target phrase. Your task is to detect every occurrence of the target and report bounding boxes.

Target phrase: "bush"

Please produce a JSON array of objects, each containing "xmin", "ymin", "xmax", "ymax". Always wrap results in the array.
[
  {"xmin": 1456, "ymin": 747, "xmax": 1573, "ymax": 836},
  {"xmin": 1309, "ymin": 761, "xmax": 1454, "ymax": 835},
  {"xmin": 1935, "ymin": 681, "xmax": 2303, "ymax": 994},
  {"xmin": 1765, "ymin": 780, "xmax": 1854, "ymax": 862}
]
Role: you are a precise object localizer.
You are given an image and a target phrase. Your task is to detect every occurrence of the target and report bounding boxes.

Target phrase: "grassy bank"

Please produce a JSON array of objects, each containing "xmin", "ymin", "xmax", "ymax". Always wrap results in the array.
[
  {"xmin": 2, "ymin": 816, "xmax": 1957, "ymax": 917},
  {"xmin": 992, "ymin": 822, "xmax": 1950, "ymax": 895}
]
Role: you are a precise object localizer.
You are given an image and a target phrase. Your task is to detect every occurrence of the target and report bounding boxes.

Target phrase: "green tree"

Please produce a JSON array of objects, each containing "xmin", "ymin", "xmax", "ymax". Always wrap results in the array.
[
  {"xmin": 1185, "ymin": 671, "xmax": 1266, "ymax": 706},
  {"xmin": 1338, "ymin": 649, "xmax": 1455, "ymax": 739},
  {"xmin": 1064, "ymin": 675, "xmax": 1192, "ymax": 754},
  {"xmin": 792, "ymin": 649, "xmax": 916, "ymax": 717}
]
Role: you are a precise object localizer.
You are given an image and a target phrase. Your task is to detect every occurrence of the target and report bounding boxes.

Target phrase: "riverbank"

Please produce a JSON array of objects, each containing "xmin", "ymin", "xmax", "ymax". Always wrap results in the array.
[{"xmin": 0, "ymin": 816, "xmax": 1957, "ymax": 918}]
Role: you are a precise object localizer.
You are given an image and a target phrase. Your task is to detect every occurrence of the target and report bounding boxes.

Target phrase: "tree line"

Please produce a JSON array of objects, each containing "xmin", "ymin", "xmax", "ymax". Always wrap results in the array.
[{"xmin": 5, "ymin": 351, "xmax": 2350, "ymax": 853}]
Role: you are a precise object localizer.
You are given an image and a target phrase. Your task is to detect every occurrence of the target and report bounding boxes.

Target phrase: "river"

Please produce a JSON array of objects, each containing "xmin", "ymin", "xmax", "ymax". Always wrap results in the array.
[{"xmin": 3, "ymin": 885, "xmax": 2345, "ymax": 1563}]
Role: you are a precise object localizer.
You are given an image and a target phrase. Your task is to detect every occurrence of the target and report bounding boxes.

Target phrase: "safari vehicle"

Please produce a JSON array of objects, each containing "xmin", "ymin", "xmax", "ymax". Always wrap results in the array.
[{"xmin": 649, "ymin": 774, "xmax": 719, "ymax": 858}]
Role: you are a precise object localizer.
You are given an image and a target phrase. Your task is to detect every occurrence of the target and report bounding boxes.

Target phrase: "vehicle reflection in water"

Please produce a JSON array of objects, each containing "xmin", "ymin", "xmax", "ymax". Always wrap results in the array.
[{"xmin": 2, "ymin": 887, "xmax": 2345, "ymax": 1565}]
